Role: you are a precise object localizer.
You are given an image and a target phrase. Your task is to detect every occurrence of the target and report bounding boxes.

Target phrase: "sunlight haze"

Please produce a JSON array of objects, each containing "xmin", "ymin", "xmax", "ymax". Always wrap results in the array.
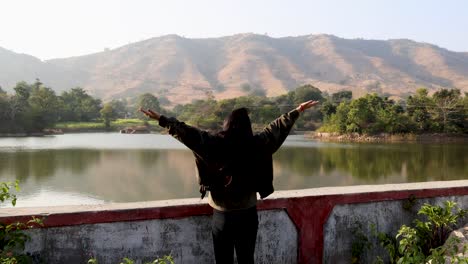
[{"xmin": 0, "ymin": 0, "xmax": 467, "ymax": 60}]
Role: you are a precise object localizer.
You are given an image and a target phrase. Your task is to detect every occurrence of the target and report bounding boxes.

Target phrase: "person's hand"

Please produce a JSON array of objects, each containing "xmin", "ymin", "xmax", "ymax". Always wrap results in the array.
[
  {"xmin": 296, "ymin": 100, "xmax": 320, "ymax": 113},
  {"xmin": 139, "ymin": 108, "xmax": 161, "ymax": 120}
]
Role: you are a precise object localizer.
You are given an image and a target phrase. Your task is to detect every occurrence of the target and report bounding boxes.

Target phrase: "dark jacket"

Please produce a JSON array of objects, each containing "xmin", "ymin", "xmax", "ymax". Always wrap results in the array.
[{"xmin": 158, "ymin": 109, "xmax": 300, "ymax": 200}]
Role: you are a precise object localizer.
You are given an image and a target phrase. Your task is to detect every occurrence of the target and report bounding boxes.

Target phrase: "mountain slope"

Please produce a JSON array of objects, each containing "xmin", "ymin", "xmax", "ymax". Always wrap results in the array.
[{"xmin": 1, "ymin": 34, "xmax": 467, "ymax": 102}]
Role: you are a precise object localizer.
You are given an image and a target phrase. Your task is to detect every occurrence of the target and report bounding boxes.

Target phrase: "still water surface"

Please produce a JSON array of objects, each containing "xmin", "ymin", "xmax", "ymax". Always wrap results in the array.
[{"xmin": 0, "ymin": 133, "xmax": 466, "ymax": 207}]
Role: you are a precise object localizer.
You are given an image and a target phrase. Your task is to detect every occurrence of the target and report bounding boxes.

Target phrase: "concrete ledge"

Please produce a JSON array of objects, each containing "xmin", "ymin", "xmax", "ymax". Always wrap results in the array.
[
  {"xmin": 268, "ymin": 180, "xmax": 468, "ymax": 198},
  {"xmin": 1, "ymin": 180, "xmax": 467, "ymax": 264},
  {"xmin": 0, "ymin": 198, "xmax": 213, "ymax": 227},
  {"xmin": 2, "ymin": 180, "xmax": 466, "ymax": 220}
]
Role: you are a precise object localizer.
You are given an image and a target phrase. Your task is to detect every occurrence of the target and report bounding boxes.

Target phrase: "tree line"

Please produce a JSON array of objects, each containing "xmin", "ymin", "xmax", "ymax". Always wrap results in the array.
[
  {"xmin": 0, "ymin": 80, "xmax": 466, "ymax": 134},
  {"xmin": 319, "ymin": 88, "xmax": 467, "ymax": 134},
  {"xmin": 0, "ymin": 80, "xmax": 158, "ymax": 133}
]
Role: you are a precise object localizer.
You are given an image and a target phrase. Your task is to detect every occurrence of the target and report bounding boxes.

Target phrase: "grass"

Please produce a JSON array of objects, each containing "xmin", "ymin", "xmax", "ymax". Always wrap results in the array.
[
  {"xmin": 112, "ymin": 119, "xmax": 156, "ymax": 126},
  {"xmin": 54, "ymin": 119, "xmax": 159, "ymax": 131},
  {"xmin": 55, "ymin": 121, "xmax": 105, "ymax": 129}
]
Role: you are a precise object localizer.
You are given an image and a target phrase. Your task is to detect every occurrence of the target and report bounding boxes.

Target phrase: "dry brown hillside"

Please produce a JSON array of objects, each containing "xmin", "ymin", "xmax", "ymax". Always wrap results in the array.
[{"xmin": 1, "ymin": 34, "xmax": 467, "ymax": 103}]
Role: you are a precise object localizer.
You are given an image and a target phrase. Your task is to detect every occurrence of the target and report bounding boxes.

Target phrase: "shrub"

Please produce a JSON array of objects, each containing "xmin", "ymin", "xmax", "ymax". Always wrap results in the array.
[
  {"xmin": 0, "ymin": 181, "xmax": 43, "ymax": 264},
  {"xmin": 352, "ymin": 200, "xmax": 467, "ymax": 263}
]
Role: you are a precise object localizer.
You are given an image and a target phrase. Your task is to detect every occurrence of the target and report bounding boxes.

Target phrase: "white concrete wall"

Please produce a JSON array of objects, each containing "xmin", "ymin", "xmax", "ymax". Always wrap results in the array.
[
  {"xmin": 1, "ymin": 181, "xmax": 466, "ymax": 264},
  {"xmin": 24, "ymin": 209, "xmax": 297, "ymax": 264}
]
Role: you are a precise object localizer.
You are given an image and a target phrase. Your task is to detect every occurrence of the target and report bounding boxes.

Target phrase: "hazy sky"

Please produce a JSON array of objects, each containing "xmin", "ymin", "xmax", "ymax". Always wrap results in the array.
[{"xmin": 1, "ymin": 0, "xmax": 467, "ymax": 60}]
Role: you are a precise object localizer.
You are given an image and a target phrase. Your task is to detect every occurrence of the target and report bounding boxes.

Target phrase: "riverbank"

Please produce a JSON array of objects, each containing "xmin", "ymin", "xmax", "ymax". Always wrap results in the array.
[
  {"xmin": 0, "ymin": 119, "xmax": 162, "ymax": 137},
  {"xmin": 0, "ymin": 132, "xmax": 45, "ymax": 137},
  {"xmin": 55, "ymin": 119, "xmax": 161, "ymax": 133},
  {"xmin": 308, "ymin": 132, "xmax": 468, "ymax": 143}
]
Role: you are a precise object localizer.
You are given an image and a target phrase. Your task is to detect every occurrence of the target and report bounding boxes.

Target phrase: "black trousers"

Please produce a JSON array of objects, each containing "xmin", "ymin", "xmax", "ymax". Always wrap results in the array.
[{"xmin": 212, "ymin": 206, "xmax": 259, "ymax": 264}]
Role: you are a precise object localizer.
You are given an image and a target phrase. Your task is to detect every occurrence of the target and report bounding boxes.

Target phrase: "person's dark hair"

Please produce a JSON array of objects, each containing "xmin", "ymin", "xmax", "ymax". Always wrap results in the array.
[{"xmin": 222, "ymin": 107, "xmax": 253, "ymax": 140}]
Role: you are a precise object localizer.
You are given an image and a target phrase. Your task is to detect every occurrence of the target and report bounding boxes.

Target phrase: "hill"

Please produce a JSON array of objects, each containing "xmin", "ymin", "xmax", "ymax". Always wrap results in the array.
[{"xmin": 1, "ymin": 34, "xmax": 467, "ymax": 103}]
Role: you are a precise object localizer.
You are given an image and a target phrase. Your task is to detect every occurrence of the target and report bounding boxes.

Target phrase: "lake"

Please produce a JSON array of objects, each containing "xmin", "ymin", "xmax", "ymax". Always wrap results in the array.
[{"xmin": 0, "ymin": 133, "xmax": 466, "ymax": 207}]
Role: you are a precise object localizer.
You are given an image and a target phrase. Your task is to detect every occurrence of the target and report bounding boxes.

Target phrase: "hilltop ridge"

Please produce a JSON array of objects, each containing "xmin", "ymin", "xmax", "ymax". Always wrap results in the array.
[{"xmin": 1, "ymin": 34, "xmax": 467, "ymax": 103}]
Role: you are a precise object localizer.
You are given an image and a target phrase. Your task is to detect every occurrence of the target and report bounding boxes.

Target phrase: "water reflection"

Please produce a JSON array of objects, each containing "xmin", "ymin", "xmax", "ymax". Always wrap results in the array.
[
  {"xmin": 0, "ymin": 148, "xmax": 200, "ymax": 206},
  {"xmin": 0, "ymin": 134, "xmax": 466, "ymax": 207},
  {"xmin": 0, "ymin": 150, "xmax": 101, "ymax": 181},
  {"xmin": 273, "ymin": 143, "xmax": 468, "ymax": 190}
]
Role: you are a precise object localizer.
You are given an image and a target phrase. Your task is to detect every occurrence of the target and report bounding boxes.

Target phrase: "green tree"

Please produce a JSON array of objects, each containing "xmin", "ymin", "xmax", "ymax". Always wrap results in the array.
[
  {"xmin": 100, "ymin": 103, "xmax": 116, "ymax": 129},
  {"xmin": 347, "ymin": 97, "xmax": 374, "ymax": 133},
  {"xmin": 137, "ymin": 93, "xmax": 161, "ymax": 119},
  {"xmin": 273, "ymin": 93, "xmax": 294, "ymax": 114},
  {"xmin": 10, "ymin": 82, "xmax": 33, "ymax": 132},
  {"xmin": 319, "ymin": 101, "xmax": 350, "ymax": 133},
  {"xmin": 463, "ymin": 92, "xmax": 468, "ymax": 133},
  {"xmin": 331, "ymin": 90, "xmax": 352, "ymax": 103},
  {"xmin": 320, "ymin": 100, "xmax": 337, "ymax": 119},
  {"xmin": 158, "ymin": 96, "xmax": 171, "ymax": 107},
  {"xmin": 407, "ymin": 88, "xmax": 433, "ymax": 132},
  {"xmin": 289, "ymin": 84, "xmax": 325, "ymax": 127},
  {"xmin": 431, "ymin": 88, "xmax": 464, "ymax": 133},
  {"xmin": 0, "ymin": 92, "xmax": 11, "ymax": 133},
  {"xmin": 13, "ymin": 82, "xmax": 31, "ymax": 101},
  {"xmin": 321, "ymin": 91, "xmax": 352, "ymax": 123},
  {"xmin": 346, "ymin": 94, "xmax": 408, "ymax": 134},
  {"xmin": 1, "ymin": 81, "xmax": 61, "ymax": 133},
  {"xmin": 376, "ymin": 102, "xmax": 411, "ymax": 133},
  {"xmin": 81, "ymin": 97, "xmax": 102, "ymax": 121},
  {"xmin": 290, "ymin": 84, "xmax": 324, "ymax": 105},
  {"xmin": 28, "ymin": 85, "xmax": 59, "ymax": 130},
  {"xmin": 258, "ymin": 104, "xmax": 280, "ymax": 124},
  {"xmin": 59, "ymin": 87, "xmax": 101, "ymax": 122},
  {"xmin": 213, "ymin": 99, "xmax": 237, "ymax": 122},
  {"xmin": 320, "ymin": 93, "xmax": 411, "ymax": 134},
  {"xmin": 59, "ymin": 89, "xmax": 79, "ymax": 121},
  {"xmin": 109, "ymin": 99, "xmax": 128, "ymax": 119},
  {"xmin": 177, "ymin": 98, "xmax": 219, "ymax": 129}
]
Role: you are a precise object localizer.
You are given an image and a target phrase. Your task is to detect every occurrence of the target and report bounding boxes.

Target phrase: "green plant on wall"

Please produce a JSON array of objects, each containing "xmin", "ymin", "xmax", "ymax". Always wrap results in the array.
[
  {"xmin": 147, "ymin": 255, "xmax": 174, "ymax": 264},
  {"xmin": 351, "ymin": 221, "xmax": 372, "ymax": 263},
  {"xmin": 415, "ymin": 201, "xmax": 466, "ymax": 253},
  {"xmin": 394, "ymin": 201, "xmax": 467, "ymax": 264},
  {"xmin": 88, "ymin": 255, "xmax": 174, "ymax": 264},
  {"xmin": 0, "ymin": 181, "xmax": 43, "ymax": 264},
  {"xmin": 351, "ymin": 200, "xmax": 467, "ymax": 264}
]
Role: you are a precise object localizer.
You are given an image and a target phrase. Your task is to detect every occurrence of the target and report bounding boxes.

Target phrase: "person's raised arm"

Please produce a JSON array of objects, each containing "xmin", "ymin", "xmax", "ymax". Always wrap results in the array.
[
  {"xmin": 140, "ymin": 108, "xmax": 160, "ymax": 121},
  {"xmin": 295, "ymin": 100, "xmax": 320, "ymax": 113},
  {"xmin": 140, "ymin": 108, "xmax": 216, "ymax": 157},
  {"xmin": 258, "ymin": 100, "xmax": 319, "ymax": 153}
]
